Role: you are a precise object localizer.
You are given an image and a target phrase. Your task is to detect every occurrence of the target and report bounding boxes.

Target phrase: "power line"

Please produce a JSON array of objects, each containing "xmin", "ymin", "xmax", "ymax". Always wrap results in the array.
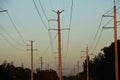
[
  {"xmin": 6, "ymin": 11, "xmax": 26, "ymax": 45},
  {"xmin": 91, "ymin": 28, "xmax": 103, "ymax": 54},
  {"xmin": 69, "ymin": 0, "xmax": 73, "ymax": 29},
  {"xmin": 38, "ymin": 0, "xmax": 48, "ymax": 20},
  {"xmin": 89, "ymin": 17, "xmax": 103, "ymax": 50},
  {"xmin": 32, "ymin": 0, "xmax": 48, "ymax": 30},
  {"xmin": 41, "ymin": 33, "xmax": 57, "ymax": 57},
  {"xmin": 64, "ymin": 0, "xmax": 74, "ymax": 67},
  {"xmin": 48, "ymin": 21, "xmax": 55, "ymax": 55},
  {"xmin": 0, "ymin": 32, "xmax": 25, "ymax": 51},
  {"xmin": 91, "ymin": 17, "xmax": 113, "ymax": 54},
  {"xmin": 65, "ymin": 0, "xmax": 73, "ymax": 57},
  {"xmin": 0, "ymin": 23, "xmax": 25, "ymax": 46},
  {"xmin": 103, "ymin": 18, "xmax": 113, "ymax": 27}
]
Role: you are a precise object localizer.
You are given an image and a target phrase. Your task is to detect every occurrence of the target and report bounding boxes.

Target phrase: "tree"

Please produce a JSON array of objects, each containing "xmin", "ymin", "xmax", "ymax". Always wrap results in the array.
[{"xmin": 82, "ymin": 40, "xmax": 120, "ymax": 80}]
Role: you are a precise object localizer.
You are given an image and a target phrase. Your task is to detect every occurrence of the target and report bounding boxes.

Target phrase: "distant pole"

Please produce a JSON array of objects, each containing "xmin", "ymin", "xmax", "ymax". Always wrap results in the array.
[
  {"xmin": 47, "ymin": 64, "xmax": 49, "ymax": 71},
  {"xmin": 77, "ymin": 61, "xmax": 80, "ymax": 77},
  {"xmin": 27, "ymin": 41, "xmax": 36, "ymax": 80},
  {"xmin": 74, "ymin": 65, "xmax": 76, "ymax": 76},
  {"xmin": 53, "ymin": 10, "xmax": 64, "ymax": 80},
  {"xmin": 86, "ymin": 46, "xmax": 89, "ymax": 80},
  {"xmin": 30, "ymin": 41, "xmax": 34, "ymax": 80},
  {"xmin": 40, "ymin": 57, "xmax": 43, "ymax": 70},
  {"xmin": 113, "ymin": 0, "xmax": 119, "ymax": 80}
]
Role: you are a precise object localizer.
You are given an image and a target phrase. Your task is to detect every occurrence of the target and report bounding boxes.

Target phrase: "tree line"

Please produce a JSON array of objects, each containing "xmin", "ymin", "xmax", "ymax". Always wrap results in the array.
[
  {"xmin": 0, "ymin": 61, "xmax": 58, "ymax": 80},
  {"xmin": 0, "ymin": 40, "xmax": 120, "ymax": 80},
  {"xmin": 78, "ymin": 40, "xmax": 120, "ymax": 80}
]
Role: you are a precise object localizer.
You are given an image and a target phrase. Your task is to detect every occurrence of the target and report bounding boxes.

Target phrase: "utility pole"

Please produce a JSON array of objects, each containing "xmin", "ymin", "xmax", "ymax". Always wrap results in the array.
[
  {"xmin": 74, "ymin": 65, "xmax": 76, "ymax": 76},
  {"xmin": 47, "ymin": 64, "xmax": 49, "ymax": 71},
  {"xmin": 40, "ymin": 57, "xmax": 43, "ymax": 70},
  {"xmin": 81, "ymin": 46, "xmax": 89, "ymax": 80},
  {"xmin": 86, "ymin": 46, "xmax": 89, "ymax": 80},
  {"xmin": 53, "ymin": 10, "xmax": 64, "ymax": 80},
  {"xmin": 30, "ymin": 41, "xmax": 34, "ymax": 80},
  {"xmin": 113, "ymin": 0, "xmax": 119, "ymax": 80},
  {"xmin": 27, "ymin": 41, "xmax": 36, "ymax": 80},
  {"xmin": 102, "ymin": 1, "xmax": 119, "ymax": 80},
  {"xmin": 77, "ymin": 61, "xmax": 80, "ymax": 78}
]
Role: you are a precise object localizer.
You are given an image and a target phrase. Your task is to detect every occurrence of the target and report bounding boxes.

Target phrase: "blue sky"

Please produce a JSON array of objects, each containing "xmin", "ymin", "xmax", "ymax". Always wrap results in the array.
[{"xmin": 0, "ymin": 0, "xmax": 120, "ymax": 75}]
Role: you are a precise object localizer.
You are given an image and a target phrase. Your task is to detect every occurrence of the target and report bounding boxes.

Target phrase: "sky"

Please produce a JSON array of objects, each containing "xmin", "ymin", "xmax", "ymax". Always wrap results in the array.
[{"xmin": 0, "ymin": 0, "xmax": 120, "ymax": 76}]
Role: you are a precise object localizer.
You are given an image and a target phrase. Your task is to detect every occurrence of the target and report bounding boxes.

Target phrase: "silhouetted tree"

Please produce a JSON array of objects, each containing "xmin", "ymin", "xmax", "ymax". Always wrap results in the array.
[{"xmin": 82, "ymin": 40, "xmax": 120, "ymax": 80}]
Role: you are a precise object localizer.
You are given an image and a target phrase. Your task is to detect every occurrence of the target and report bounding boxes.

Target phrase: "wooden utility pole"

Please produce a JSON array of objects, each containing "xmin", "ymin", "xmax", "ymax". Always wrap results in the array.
[
  {"xmin": 27, "ymin": 41, "xmax": 36, "ymax": 80},
  {"xmin": 74, "ymin": 65, "xmax": 76, "ymax": 76},
  {"xmin": 30, "ymin": 41, "xmax": 34, "ymax": 80},
  {"xmin": 40, "ymin": 57, "xmax": 43, "ymax": 70},
  {"xmin": 53, "ymin": 10, "xmax": 64, "ymax": 80},
  {"xmin": 113, "ymin": 0, "xmax": 119, "ymax": 80},
  {"xmin": 47, "ymin": 64, "xmax": 49, "ymax": 71},
  {"xmin": 77, "ymin": 61, "xmax": 80, "ymax": 77},
  {"xmin": 86, "ymin": 46, "xmax": 89, "ymax": 80}
]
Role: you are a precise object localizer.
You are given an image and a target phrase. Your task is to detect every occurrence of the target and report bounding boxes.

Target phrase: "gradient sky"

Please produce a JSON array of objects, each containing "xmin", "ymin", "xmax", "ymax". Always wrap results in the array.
[{"xmin": 0, "ymin": 0, "xmax": 120, "ymax": 75}]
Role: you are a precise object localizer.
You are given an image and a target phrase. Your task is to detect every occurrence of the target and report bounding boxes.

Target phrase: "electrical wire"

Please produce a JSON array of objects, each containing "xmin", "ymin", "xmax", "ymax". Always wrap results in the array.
[
  {"xmin": 38, "ymin": 0, "xmax": 55, "ymax": 56},
  {"xmin": 89, "ymin": 17, "xmax": 103, "ymax": 50},
  {"xmin": 91, "ymin": 28, "xmax": 103, "ymax": 54},
  {"xmin": 64, "ymin": 0, "xmax": 74, "ymax": 68},
  {"xmin": 103, "ymin": 7, "xmax": 113, "ymax": 15},
  {"xmin": 38, "ymin": 0, "xmax": 48, "ymax": 20},
  {"xmin": 32, "ymin": 0, "xmax": 48, "ymax": 30},
  {"xmin": 65, "ymin": 0, "xmax": 73, "ymax": 57},
  {"xmin": 91, "ymin": 16, "xmax": 113, "ymax": 54},
  {"xmin": 0, "ymin": 32, "xmax": 25, "ymax": 51},
  {"xmin": 0, "ymin": 23, "xmax": 25, "ymax": 46},
  {"xmin": 6, "ymin": 11, "xmax": 26, "ymax": 45},
  {"xmin": 69, "ymin": 0, "xmax": 73, "ymax": 29},
  {"xmin": 103, "ymin": 18, "xmax": 113, "ymax": 27},
  {"xmin": 48, "ymin": 22, "xmax": 55, "ymax": 54},
  {"xmin": 41, "ymin": 34, "xmax": 57, "ymax": 57}
]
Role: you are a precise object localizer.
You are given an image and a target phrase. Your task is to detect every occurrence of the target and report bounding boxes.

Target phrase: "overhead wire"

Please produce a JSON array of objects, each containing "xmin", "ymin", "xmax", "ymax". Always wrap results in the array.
[
  {"xmin": 64, "ymin": 0, "xmax": 73, "ymax": 58},
  {"xmin": 103, "ymin": 18, "xmax": 113, "ymax": 27},
  {"xmin": 89, "ymin": 16, "xmax": 103, "ymax": 50},
  {"xmin": 34, "ymin": 0, "xmax": 58, "ymax": 69},
  {"xmin": 38, "ymin": 0, "xmax": 55, "ymax": 55},
  {"xmin": 0, "ymin": 23, "xmax": 25, "ymax": 46},
  {"xmin": 91, "ymin": 18, "xmax": 113, "ymax": 54},
  {"xmin": 64, "ymin": 0, "xmax": 73, "ymax": 67},
  {"xmin": 0, "ymin": 32, "xmax": 25, "ymax": 51},
  {"xmin": 91, "ymin": 28, "xmax": 103, "ymax": 54},
  {"xmin": 89, "ymin": 6, "xmax": 116, "ymax": 52},
  {"xmin": 32, "ymin": 0, "xmax": 48, "ymax": 30},
  {"xmin": 41, "ymin": 33, "xmax": 57, "ymax": 57},
  {"xmin": 38, "ymin": 0, "xmax": 48, "ymax": 20},
  {"xmin": 37, "ymin": 0, "xmax": 56, "ymax": 64},
  {"xmin": 6, "ymin": 11, "xmax": 26, "ymax": 45}
]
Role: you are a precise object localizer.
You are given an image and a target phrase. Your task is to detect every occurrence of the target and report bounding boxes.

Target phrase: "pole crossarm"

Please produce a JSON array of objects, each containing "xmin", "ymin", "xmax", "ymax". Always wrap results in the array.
[
  {"xmin": 103, "ymin": 15, "xmax": 113, "ymax": 17},
  {"xmin": 103, "ymin": 27, "xmax": 114, "ymax": 29},
  {"xmin": 48, "ymin": 19, "xmax": 57, "ymax": 22},
  {"xmin": 48, "ymin": 28, "xmax": 70, "ymax": 31},
  {"xmin": 0, "ymin": 10, "xmax": 7, "ymax": 12}
]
